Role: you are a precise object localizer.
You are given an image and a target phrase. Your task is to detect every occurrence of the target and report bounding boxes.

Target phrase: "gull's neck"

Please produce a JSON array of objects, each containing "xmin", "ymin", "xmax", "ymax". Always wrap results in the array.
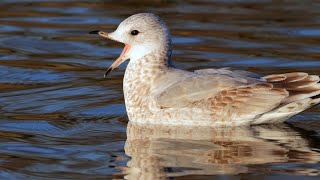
[
  {"xmin": 125, "ymin": 43, "xmax": 173, "ymax": 79},
  {"xmin": 123, "ymin": 39, "xmax": 173, "ymax": 116}
]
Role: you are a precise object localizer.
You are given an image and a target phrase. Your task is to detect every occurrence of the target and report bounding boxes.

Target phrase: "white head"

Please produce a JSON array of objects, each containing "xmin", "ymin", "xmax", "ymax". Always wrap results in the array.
[{"xmin": 90, "ymin": 13, "xmax": 172, "ymax": 76}]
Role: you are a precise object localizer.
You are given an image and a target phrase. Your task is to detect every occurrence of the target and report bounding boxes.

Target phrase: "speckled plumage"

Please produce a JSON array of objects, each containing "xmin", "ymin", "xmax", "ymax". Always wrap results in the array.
[{"xmin": 97, "ymin": 13, "xmax": 320, "ymax": 126}]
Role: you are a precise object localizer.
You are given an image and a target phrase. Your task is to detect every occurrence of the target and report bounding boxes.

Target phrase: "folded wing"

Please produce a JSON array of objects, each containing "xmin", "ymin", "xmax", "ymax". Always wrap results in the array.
[{"xmin": 155, "ymin": 69, "xmax": 319, "ymax": 123}]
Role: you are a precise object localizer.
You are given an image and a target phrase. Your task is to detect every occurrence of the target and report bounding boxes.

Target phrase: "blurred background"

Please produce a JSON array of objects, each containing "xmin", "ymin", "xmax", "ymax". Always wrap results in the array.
[{"xmin": 0, "ymin": 0, "xmax": 319, "ymax": 179}]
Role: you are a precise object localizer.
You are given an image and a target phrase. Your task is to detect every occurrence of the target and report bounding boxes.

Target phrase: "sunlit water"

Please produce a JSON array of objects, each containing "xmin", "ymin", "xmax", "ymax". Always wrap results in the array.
[{"xmin": 0, "ymin": 0, "xmax": 319, "ymax": 179}]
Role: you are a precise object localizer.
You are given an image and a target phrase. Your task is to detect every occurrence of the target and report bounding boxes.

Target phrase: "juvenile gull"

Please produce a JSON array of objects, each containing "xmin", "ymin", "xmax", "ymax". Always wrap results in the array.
[{"xmin": 91, "ymin": 13, "xmax": 320, "ymax": 126}]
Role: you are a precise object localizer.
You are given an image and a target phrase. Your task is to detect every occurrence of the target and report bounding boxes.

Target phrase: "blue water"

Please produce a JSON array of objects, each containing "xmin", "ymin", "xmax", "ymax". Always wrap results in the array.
[{"xmin": 0, "ymin": 0, "xmax": 319, "ymax": 179}]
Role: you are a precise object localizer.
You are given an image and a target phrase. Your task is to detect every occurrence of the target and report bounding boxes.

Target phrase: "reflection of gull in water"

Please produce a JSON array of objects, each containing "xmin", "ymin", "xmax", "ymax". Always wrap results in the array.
[
  {"xmin": 122, "ymin": 122, "xmax": 320, "ymax": 179},
  {"xmin": 91, "ymin": 13, "xmax": 320, "ymax": 126}
]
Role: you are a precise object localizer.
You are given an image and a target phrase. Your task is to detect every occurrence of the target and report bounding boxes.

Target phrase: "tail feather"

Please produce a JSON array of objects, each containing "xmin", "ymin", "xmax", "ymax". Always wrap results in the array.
[
  {"xmin": 252, "ymin": 72, "xmax": 320, "ymax": 124},
  {"xmin": 263, "ymin": 72, "xmax": 320, "ymax": 103},
  {"xmin": 252, "ymin": 97, "xmax": 320, "ymax": 124},
  {"xmin": 285, "ymin": 90, "xmax": 320, "ymax": 103},
  {"xmin": 263, "ymin": 72, "xmax": 308, "ymax": 83}
]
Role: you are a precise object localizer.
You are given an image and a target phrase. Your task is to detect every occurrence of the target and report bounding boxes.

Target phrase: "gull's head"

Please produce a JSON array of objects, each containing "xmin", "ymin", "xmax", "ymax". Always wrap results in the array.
[{"xmin": 90, "ymin": 13, "xmax": 171, "ymax": 77}]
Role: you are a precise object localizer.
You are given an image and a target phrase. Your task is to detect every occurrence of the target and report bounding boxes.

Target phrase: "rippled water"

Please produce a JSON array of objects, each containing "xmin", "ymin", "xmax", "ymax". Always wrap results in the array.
[{"xmin": 0, "ymin": 0, "xmax": 319, "ymax": 179}]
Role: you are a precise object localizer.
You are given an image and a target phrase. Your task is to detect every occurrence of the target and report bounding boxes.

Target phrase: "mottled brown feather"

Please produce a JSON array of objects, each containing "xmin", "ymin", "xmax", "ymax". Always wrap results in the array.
[
  {"xmin": 209, "ymin": 84, "xmax": 288, "ymax": 119},
  {"xmin": 263, "ymin": 72, "xmax": 320, "ymax": 103}
]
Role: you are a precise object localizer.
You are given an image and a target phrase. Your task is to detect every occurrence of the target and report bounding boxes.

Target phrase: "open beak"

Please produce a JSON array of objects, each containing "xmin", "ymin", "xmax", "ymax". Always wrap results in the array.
[{"xmin": 89, "ymin": 30, "xmax": 131, "ymax": 77}]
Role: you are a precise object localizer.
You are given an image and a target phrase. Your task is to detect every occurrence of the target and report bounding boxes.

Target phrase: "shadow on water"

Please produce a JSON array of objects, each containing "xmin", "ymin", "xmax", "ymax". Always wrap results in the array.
[{"xmin": 0, "ymin": 0, "xmax": 319, "ymax": 179}]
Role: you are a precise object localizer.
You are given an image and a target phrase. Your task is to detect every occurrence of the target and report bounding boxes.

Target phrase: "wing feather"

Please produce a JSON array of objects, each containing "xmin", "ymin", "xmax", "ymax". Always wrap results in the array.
[
  {"xmin": 155, "ymin": 75, "xmax": 250, "ymax": 108},
  {"xmin": 155, "ymin": 69, "xmax": 319, "ymax": 121}
]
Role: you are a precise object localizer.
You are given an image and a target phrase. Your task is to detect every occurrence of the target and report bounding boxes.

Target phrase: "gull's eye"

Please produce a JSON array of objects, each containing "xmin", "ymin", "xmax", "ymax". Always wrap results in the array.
[{"xmin": 131, "ymin": 30, "xmax": 139, "ymax": 36}]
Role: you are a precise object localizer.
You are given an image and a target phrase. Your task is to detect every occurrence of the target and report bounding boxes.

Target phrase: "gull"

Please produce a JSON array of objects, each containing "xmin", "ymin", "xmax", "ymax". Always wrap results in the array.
[{"xmin": 90, "ymin": 13, "xmax": 320, "ymax": 126}]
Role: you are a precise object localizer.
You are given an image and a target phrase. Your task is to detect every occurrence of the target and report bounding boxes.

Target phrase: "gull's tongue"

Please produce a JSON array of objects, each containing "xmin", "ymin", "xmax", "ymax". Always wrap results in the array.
[
  {"xmin": 118, "ymin": 44, "xmax": 130, "ymax": 61},
  {"xmin": 105, "ymin": 44, "xmax": 131, "ymax": 77}
]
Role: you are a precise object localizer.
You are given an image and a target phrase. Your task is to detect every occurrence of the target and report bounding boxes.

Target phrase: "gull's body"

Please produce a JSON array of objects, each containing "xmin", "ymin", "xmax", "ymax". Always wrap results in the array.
[{"xmin": 93, "ymin": 13, "xmax": 320, "ymax": 126}]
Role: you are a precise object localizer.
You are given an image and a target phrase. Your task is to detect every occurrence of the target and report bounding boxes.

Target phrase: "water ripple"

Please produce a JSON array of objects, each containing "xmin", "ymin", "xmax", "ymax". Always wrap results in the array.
[{"xmin": 0, "ymin": 0, "xmax": 319, "ymax": 179}]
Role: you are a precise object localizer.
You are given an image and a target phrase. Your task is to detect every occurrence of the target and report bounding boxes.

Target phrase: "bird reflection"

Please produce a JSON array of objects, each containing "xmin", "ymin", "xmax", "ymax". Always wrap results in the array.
[{"xmin": 121, "ymin": 122, "xmax": 320, "ymax": 179}]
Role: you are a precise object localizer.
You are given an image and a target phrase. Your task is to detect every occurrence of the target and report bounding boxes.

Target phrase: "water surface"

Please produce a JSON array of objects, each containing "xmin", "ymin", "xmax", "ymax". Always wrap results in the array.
[{"xmin": 0, "ymin": 0, "xmax": 319, "ymax": 179}]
